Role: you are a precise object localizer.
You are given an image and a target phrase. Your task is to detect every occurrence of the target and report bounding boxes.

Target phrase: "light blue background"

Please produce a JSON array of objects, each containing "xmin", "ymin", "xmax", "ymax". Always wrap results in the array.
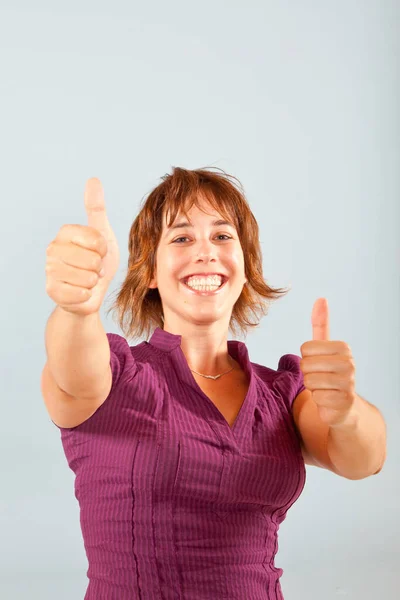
[{"xmin": 1, "ymin": 1, "xmax": 398, "ymax": 598}]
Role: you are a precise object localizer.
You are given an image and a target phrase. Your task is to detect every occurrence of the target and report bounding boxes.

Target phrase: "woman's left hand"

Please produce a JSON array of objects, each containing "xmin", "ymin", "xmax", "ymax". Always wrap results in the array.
[{"xmin": 299, "ymin": 298, "xmax": 358, "ymax": 428}]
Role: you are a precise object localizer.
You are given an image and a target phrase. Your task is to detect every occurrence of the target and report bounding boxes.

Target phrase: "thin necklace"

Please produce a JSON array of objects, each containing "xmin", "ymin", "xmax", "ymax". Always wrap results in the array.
[{"xmin": 189, "ymin": 363, "xmax": 235, "ymax": 381}]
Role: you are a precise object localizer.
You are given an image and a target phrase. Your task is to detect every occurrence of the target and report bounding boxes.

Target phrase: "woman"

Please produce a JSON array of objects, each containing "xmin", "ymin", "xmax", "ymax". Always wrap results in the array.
[{"xmin": 42, "ymin": 167, "xmax": 308, "ymax": 599}]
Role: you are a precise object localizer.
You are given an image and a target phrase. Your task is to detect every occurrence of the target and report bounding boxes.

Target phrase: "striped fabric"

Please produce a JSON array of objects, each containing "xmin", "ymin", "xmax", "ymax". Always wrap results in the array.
[{"xmin": 54, "ymin": 327, "xmax": 307, "ymax": 599}]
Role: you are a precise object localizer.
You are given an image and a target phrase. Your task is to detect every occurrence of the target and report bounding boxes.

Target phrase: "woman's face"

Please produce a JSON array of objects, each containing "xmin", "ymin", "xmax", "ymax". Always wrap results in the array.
[{"xmin": 149, "ymin": 196, "xmax": 247, "ymax": 332}]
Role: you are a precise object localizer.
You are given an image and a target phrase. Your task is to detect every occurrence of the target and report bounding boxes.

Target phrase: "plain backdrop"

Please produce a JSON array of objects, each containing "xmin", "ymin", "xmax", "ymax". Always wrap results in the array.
[{"xmin": 1, "ymin": 1, "xmax": 399, "ymax": 599}]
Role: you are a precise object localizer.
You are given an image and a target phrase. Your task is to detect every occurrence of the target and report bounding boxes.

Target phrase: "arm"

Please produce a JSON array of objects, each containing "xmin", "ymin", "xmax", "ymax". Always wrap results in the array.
[
  {"xmin": 327, "ymin": 393, "xmax": 387, "ymax": 480},
  {"xmin": 43, "ymin": 306, "xmax": 110, "ymax": 399},
  {"xmin": 293, "ymin": 390, "xmax": 387, "ymax": 479}
]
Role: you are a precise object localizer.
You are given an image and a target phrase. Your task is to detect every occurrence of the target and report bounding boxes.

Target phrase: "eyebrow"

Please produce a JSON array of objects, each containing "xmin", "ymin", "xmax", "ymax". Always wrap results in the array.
[{"xmin": 167, "ymin": 219, "xmax": 235, "ymax": 231}]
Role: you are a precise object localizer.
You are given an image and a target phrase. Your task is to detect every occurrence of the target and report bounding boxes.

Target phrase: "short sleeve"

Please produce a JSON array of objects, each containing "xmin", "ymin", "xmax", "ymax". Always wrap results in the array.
[
  {"xmin": 50, "ymin": 333, "xmax": 137, "ymax": 431},
  {"xmin": 274, "ymin": 353, "xmax": 306, "ymax": 412},
  {"xmin": 106, "ymin": 332, "xmax": 138, "ymax": 394}
]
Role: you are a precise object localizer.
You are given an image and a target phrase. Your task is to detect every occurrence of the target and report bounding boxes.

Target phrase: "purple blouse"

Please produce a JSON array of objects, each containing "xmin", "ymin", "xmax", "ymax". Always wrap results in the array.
[{"xmin": 54, "ymin": 327, "xmax": 307, "ymax": 599}]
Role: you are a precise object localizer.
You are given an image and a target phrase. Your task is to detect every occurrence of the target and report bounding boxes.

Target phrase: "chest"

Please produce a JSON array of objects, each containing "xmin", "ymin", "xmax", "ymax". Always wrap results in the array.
[{"xmin": 192, "ymin": 371, "xmax": 250, "ymax": 428}]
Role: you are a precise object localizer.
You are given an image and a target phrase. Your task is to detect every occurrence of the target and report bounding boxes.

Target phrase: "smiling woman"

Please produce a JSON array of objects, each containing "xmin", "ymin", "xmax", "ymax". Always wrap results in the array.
[
  {"xmin": 105, "ymin": 166, "xmax": 290, "ymax": 341},
  {"xmin": 47, "ymin": 167, "xmax": 313, "ymax": 600}
]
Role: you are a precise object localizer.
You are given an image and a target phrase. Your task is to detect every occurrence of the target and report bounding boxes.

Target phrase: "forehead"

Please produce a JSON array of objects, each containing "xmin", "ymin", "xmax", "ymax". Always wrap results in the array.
[{"xmin": 163, "ymin": 195, "xmax": 230, "ymax": 228}]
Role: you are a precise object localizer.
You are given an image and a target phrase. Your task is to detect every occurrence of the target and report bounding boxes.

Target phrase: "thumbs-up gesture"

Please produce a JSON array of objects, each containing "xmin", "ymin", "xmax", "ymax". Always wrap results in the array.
[
  {"xmin": 299, "ymin": 298, "xmax": 357, "ymax": 428},
  {"xmin": 45, "ymin": 178, "xmax": 120, "ymax": 316}
]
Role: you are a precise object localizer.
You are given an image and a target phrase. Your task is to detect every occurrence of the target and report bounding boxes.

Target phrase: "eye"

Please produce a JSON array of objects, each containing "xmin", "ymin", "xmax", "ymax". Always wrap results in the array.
[{"xmin": 172, "ymin": 234, "xmax": 232, "ymax": 244}]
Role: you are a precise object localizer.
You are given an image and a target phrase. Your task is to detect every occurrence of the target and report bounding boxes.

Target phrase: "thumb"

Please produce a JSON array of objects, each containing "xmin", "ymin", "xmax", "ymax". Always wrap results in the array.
[
  {"xmin": 311, "ymin": 297, "xmax": 330, "ymax": 341},
  {"xmin": 84, "ymin": 177, "xmax": 112, "ymax": 237}
]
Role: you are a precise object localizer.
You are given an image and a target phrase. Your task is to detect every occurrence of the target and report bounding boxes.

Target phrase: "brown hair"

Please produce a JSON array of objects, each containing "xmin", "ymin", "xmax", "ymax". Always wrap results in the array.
[{"xmin": 105, "ymin": 166, "xmax": 290, "ymax": 341}]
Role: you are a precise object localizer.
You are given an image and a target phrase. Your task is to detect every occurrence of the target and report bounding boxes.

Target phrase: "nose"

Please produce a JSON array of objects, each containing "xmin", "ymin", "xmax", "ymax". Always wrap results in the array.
[
  {"xmin": 195, "ymin": 250, "xmax": 216, "ymax": 263},
  {"xmin": 195, "ymin": 257, "xmax": 215, "ymax": 268},
  {"xmin": 194, "ymin": 239, "xmax": 217, "ymax": 262}
]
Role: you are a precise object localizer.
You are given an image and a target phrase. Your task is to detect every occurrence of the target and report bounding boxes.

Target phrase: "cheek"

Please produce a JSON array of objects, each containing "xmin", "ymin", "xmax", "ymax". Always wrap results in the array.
[
  {"xmin": 162, "ymin": 252, "xmax": 186, "ymax": 277},
  {"xmin": 229, "ymin": 249, "xmax": 245, "ymax": 270}
]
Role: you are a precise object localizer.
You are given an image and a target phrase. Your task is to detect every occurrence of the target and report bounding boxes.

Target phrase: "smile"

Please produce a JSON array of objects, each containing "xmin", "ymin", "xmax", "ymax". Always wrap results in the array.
[{"xmin": 180, "ymin": 278, "xmax": 228, "ymax": 296}]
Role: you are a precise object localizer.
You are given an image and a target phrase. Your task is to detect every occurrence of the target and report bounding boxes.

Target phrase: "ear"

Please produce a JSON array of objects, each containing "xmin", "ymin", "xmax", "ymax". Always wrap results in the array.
[{"xmin": 148, "ymin": 277, "xmax": 157, "ymax": 289}]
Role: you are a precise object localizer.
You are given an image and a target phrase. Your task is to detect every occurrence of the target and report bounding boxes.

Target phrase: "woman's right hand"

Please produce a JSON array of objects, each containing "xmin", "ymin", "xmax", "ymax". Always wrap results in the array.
[{"xmin": 45, "ymin": 178, "xmax": 120, "ymax": 316}]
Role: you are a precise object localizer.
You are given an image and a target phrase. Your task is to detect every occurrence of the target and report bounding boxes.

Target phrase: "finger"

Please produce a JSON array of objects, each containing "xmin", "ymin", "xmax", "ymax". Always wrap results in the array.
[
  {"xmin": 84, "ymin": 177, "xmax": 112, "ymax": 238},
  {"xmin": 312, "ymin": 297, "xmax": 330, "ymax": 341}
]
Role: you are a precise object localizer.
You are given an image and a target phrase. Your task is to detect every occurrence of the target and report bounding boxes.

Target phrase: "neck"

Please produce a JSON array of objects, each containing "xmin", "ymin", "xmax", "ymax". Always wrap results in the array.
[{"xmin": 163, "ymin": 322, "xmax": 233, "ymax": 376}]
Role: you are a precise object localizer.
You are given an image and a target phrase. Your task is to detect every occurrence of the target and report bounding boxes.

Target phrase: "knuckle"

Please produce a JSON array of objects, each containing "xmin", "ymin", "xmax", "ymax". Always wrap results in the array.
[
  {"xmin": 91, "ymin": 231, "xmax": 106, "ymax": 249},
  {"xmin": 89, "ymin": 272, "xmax": 98, "ymax": 286},
  {"xmin": 93, "ymin": 257, "xmax": 102, "ymax": 271},
  {"xmin": 92, "ymin": 234, "xmax": 105, "ymax": 250},
  {"xmin": 346, "ymin": 358, "xmax": 355, "ymax": 373}
]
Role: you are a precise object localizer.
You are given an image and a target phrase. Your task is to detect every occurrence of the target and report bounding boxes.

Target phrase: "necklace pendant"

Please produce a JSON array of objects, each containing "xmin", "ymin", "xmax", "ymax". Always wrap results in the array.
[{"xmin": 189, "ymin": 367, "xmax": 234, "ymax": 380}]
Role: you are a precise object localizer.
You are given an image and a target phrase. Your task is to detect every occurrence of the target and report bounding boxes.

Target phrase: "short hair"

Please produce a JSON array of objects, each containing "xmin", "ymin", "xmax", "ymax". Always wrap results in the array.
[{"xmin": 105, "ymin": 166, "xmax": 289, "ymax": 341}]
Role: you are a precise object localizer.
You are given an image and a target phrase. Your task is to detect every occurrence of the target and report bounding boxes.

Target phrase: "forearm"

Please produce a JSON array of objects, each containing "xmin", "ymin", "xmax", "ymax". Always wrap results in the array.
[
  {"xmin": 44, "ymin": 306, "xmax": 110, "ymax": 399},
  {"xmin": 327, "ymin": 394, "xmax": 387, "ymax": 480}
]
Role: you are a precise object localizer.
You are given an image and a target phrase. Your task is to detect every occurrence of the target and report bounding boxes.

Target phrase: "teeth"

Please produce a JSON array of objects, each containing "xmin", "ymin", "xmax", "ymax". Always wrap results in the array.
[
  {"xmin": 186, "ymin": 275, "xmax": 223, "ymax": 288},
  {"xmin": 188, "ymin": 284, "xmax": 220, "ymax": 291}
]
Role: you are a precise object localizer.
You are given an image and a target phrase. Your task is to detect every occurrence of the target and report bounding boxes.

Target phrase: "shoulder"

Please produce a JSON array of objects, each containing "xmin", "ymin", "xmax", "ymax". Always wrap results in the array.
[
  {"xmin": 250, "ymin": 353, "xmax": 302, "ymax": 382},
  {"xmin": 251, "ymin": 353, "xmax": 306, "ymax": 412},
  {"xmin": 106, "ymin": 333, "xmax": 169, "ymax": 385}
]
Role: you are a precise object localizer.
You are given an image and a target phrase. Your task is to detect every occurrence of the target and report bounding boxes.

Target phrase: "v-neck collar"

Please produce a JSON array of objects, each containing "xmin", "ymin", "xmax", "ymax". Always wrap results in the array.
[{"xmin": 148, "ymin": 327, "xmax": 256, "ymax": 439}]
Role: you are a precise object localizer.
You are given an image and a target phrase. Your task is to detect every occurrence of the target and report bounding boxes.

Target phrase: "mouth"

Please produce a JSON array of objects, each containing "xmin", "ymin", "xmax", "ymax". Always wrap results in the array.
[{"xmin": 180, "ymin": 275, "xmax": 229, "ymax": 296}]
